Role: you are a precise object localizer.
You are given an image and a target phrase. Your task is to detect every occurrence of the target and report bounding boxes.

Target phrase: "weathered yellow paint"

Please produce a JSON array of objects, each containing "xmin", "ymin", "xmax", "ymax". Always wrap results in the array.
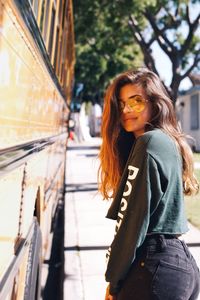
[
  {"xmin": 0, "ymin": 0, "xmax": 68, "ymax": 149},
  {"xmin": 0, "ymin": 0, "xmax": 74, "ymax": 297},
  {"xmin": 0, "ymin": 166, "xmax": 24, "ymax": 277},
  {"xmin": 0, "ymin": 167, "xmax": 24, "ymax": 239}
]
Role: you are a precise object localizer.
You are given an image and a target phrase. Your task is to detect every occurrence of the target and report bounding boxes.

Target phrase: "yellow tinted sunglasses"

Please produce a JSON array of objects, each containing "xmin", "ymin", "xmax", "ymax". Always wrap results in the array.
[{"xmin": 119, "ymin": 95, "xmax": 148, "ymax": 113}]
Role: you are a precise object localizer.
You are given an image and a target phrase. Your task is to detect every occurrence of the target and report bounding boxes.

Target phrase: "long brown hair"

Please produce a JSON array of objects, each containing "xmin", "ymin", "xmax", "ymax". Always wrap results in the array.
[{"xmin": 98, "ymin": 67, "xmax": 199, "ymax": 199}]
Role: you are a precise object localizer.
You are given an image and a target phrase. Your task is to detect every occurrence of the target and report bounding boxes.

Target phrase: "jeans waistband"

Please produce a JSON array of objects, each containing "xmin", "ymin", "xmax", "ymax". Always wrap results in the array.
[
  {"xmin": 141, "ymin": 234, "xmax": 190, "ymax": 257},
  {"xmin": 146, "ymin": 234, "xmax": 177, "ymax": 241}
]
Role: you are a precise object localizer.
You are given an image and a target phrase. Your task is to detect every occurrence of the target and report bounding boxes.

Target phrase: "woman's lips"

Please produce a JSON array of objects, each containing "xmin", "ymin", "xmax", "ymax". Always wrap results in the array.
[{"xmin": 123, "ymin": 116, "xmax": 138, "ymax": 121}]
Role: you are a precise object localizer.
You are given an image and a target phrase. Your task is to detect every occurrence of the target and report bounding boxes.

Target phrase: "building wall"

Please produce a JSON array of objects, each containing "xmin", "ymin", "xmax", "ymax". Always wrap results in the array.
[{"xmin": 177, "ymin": 86, "xmax": 200, "ymax": 152}]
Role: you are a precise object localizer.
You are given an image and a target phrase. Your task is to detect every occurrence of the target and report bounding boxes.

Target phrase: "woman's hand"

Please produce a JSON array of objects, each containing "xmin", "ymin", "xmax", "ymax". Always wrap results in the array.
[{"xmin": 105, "ymin": 284, "xmax": 117, "ymax": 300}]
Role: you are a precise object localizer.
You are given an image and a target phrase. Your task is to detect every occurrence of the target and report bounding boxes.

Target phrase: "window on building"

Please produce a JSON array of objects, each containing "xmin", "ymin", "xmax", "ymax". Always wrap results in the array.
[{"xmin": 190, "ymin": 93, "xmax": 199, "ymax": 130}]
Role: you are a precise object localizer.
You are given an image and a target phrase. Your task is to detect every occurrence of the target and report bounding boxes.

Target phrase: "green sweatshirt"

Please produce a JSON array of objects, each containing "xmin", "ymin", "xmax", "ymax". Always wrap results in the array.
[{"xmin": 105, "ymin": 129, "xmax": 188, "ymax": 295}]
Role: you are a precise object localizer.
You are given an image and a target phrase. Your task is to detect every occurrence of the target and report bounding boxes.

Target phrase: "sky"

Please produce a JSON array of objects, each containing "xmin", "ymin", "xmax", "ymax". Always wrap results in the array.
[
  {"xmin": 151, "ymin": 2, "xmax": 200, "ymax": 92},
  {"xmin": 152, "ymin": 42, "xmax": 192, "ymax": 91}
]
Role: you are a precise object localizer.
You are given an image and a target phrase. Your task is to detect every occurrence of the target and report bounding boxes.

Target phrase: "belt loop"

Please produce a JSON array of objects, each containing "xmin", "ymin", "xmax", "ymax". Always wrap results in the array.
[
  {"xmin": 158, "ymin": 235, "xmax": 166, "ymax": 251},
  {"xmin": 180, "ymin": 240, "xmax": 190, "ymax": 258}
]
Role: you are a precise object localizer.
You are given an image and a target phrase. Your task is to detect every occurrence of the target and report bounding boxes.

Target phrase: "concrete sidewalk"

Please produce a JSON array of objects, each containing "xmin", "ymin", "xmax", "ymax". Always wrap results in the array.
[{"xmin": 63, "ymin": 138, "xmax": 200, "ymax": 300}]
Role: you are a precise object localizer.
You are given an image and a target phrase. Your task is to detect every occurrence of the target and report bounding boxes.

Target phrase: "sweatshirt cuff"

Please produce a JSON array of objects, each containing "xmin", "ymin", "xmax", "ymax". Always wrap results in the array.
[{"xmin": 109, "ymin": 282, "xmax": 121, "ymax": 295}]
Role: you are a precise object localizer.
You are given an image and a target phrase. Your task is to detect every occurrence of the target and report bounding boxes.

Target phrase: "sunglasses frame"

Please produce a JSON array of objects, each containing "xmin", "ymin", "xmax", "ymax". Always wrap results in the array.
[{"xmin": 119, "ymin": 95, "xmax": 148, "ymax": 113}]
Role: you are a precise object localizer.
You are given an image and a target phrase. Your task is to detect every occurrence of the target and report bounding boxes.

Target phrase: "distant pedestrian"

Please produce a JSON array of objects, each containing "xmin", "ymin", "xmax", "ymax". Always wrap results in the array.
[{"xmin": 98, "ymin": 68, "xmax": 200, "ymax": 300}]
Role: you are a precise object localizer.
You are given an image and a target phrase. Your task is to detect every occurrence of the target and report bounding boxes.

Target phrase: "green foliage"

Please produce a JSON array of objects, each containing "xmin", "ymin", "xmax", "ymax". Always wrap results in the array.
[
  {"xmin": 73, "ymin": 0, "xmax": 149, "ymax": 101},
  {"xmin": 74, "ymin": 0, "xmax": 200, "ymax": 102}
]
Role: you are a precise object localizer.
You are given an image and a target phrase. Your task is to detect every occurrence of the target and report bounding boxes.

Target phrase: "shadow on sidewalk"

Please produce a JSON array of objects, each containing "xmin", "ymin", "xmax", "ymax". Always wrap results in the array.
[
  {"xmin": 187, "ymin": 242, "xmax": 200, "ymax": 247},
  {"xmin": 65, "ymin": 182, "xmax": 98, "ymax": 193},
  {"xmin": 42, "ymin": 200, "xmax": 64, "ymax": 300},
  {"xmin": 64, "ymin": 245, "xmax": 109, "ymax": 251},
  {"xmin": 67, "ymin": 145, "xmax": 100, "ymax": 151}
]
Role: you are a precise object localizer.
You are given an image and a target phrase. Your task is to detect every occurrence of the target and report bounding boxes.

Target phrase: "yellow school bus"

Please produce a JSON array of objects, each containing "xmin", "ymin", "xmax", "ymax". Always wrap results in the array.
[{"xmin": 0, "ymin": 0, "xmax": 75, "ymax": 298}]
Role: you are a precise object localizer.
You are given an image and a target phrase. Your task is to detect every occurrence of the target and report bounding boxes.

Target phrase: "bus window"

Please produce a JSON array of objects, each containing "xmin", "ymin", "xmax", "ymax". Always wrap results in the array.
[
  {"xmin": 62, "ymin": 0, "xmax": 67, "ymax": 29},
  {"xmin": 43, "ymin": 0, "xmax": 50, "ymax": 41},
  {"xmin": 33, "ymin": 0, "xmax": 39, "ymax": 20},
  {"xmin": 48, "ymin": 6, "xmax": 56, "ymax": 58},
  {"xmin": 39, "ymin": 0, "xmax": 45, "ymax": 33},
  {"xmin": 53, "ymin": 27, "xmax": 60, "ymax": 70}
]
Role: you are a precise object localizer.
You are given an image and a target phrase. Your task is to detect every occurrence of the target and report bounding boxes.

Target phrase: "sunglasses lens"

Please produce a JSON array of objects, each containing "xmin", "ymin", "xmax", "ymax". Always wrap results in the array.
[
  {"xmin": 128, "ymin": 96, "xmax": 146, "ymax": 112},
  {"xmin": 119, "ymin": 96, "xmax": 147, "ymax": 113}
]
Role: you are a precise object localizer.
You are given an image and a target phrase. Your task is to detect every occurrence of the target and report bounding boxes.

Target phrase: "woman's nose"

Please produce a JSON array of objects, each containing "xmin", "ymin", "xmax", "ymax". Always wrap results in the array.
[{"xmin": 122, "ymin": 104, "xmax": 131, "ymax": 113}]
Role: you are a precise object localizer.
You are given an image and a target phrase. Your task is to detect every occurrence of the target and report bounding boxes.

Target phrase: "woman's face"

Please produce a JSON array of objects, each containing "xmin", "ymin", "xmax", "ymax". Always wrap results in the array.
[{"xmin": 119, "ymin": 84, "xmax": 152, "ymax": 138}]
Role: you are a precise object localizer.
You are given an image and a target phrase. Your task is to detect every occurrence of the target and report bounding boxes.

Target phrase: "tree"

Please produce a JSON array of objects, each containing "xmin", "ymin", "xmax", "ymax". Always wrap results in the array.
[
  {"xmin": 128, "ymin": 0, "xmax": 200, "ymax": 101},
  {"xmin": 73, "ymin": 0, "xmax": 154, "ymax": 102},
  {"xmin": 74, "ymin": 0, "xmax": 200, "ymax": 103}
]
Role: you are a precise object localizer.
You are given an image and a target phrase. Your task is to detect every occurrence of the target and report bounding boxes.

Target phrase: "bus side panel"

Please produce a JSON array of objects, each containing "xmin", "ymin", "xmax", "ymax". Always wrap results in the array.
[
  {"xmin": 0, "ymin": 0, "xmax": 73, "ymax": 297},
  {"xmin": 0, "ymin": 0, "xmax": 68, "ymax": 149},
  {"xmin": 0, "ymin": 167, "xmax": 24, "ymax": 276}
]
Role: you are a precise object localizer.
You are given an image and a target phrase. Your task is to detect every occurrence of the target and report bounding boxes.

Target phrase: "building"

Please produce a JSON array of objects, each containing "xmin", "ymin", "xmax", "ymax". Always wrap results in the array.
[{"xmin": 176, "ymin": 76, "xmax": 200, "ymax": 151}]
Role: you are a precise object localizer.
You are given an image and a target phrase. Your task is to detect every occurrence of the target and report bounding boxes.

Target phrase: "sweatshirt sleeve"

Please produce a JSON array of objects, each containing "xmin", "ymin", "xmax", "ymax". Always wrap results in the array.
[{"xmin": 105, "ymin": 153, "xmax": 164, "ymax": 295}]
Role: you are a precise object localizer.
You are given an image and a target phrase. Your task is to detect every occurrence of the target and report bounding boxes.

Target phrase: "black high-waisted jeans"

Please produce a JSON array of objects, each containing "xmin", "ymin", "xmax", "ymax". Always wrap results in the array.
[{"xmin": 117, "ymin": 235, "xmax": 200, "ymax": 300}]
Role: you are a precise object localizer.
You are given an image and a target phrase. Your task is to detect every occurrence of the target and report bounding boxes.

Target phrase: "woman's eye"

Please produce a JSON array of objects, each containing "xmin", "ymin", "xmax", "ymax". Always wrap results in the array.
[{"xmin": 135, "ymin": 99, "xmax": 143, "ymax": 104}]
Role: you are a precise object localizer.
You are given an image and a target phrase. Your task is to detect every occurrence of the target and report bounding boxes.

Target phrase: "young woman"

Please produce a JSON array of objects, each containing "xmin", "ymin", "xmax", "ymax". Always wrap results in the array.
[{"xmin": 98, "ymin": 68, "xmax": 200, "ymax": 300}]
